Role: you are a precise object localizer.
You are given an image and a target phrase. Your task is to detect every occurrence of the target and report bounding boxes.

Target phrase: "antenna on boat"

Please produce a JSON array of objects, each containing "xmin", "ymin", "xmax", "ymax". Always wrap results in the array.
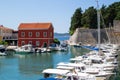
[{"xmin": 95, "ymin": 0, "xmax": 101, "ymax": 53}]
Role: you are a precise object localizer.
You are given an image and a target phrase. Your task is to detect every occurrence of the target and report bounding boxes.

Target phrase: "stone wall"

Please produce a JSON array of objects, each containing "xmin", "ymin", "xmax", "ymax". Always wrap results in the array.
[
  {"xmin": 69, "ymin": 28, "xmax": 118, "ymax": 45},
  {"xmin": 69, "ymin": 20, "xmax": 120, "ymax": 45},
  {"xmin": 113, "ymin": 20, "xmax": 120, "ymax": 43},
  {"xmin": 114, "ymin": 20, "xmax": 120, "ymax": 32}
]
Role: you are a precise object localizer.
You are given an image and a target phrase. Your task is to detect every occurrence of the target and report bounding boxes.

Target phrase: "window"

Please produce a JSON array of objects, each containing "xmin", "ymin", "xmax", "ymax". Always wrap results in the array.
[
  {"xmin": 21, "ymin": 32, "xmax": 25, "ymax": 37},
  {"xmin": 28, "ymin": 41, "xmax": 32, "ymax": 44},
  {"xmin": 43, "ymin": 32, "xmax": 47, "ymax": 37},
  {"xmin": 28, "ymin": 32, "xmax": 32, "ymax": 37},
  {"xmin": 36, "ymin": 41, "xmax": 40, "ymax": 46},
  {"xmin": 36, "ymin": 32, "xmax": 40, "ymax": 37},
  {"xmin": 21, "ymin": 41, "xmax": 25, "ymax": 46},
  {"xmin": 50, "ymin": 32, "xmax": 52, "ymax": 37}
]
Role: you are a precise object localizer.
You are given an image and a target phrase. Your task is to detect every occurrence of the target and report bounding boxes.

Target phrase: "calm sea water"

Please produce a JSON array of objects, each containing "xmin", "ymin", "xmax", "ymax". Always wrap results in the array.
[
  {"xmin": 0, "ymin": 48, "xmax": 89, "ymax": 80},
  {"xmin": 0, "ymin": 36, "xmax": 119, "ymax": 80},
  {"xmin": 54, "ymin": 35, "xmax": 70, "ymax": 41},
  {"xmin": 0, "ymin": 35, "xmax": 88, "ymax": 80}
]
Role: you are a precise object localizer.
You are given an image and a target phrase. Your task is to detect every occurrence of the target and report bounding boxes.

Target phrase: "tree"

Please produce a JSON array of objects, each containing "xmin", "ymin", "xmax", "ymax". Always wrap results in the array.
[
  {"xmin": 114, "ymin": 2, "xmax": 120, "ymax": 20},
  {"xmin": 105, "ymin": 2, "xmax": 120, "ymax": 27},
  {"xmin": 100, "ymin": 5, "xmax": 106, "ymax": 15},
  {"xmin": 69, "ymin": 8, "xmax": 82, "ymax": 35},
  {"xmin": 69, "ymin": 1, "xmax": 120, "ymax": 35},
  {"xmin": 81, "ymin": 7, "xmax": 97, "ymax": 29},
  {"xmin": 100, "ymin": 5, "xmax": 107, "ymax": 27},
  {"xmin": 53, "ymin": 38, "xmax": 60, "ymax": 45},
  {"xmin": 115, "ymin": 11, "xmax": 120, "ymax": 20}
]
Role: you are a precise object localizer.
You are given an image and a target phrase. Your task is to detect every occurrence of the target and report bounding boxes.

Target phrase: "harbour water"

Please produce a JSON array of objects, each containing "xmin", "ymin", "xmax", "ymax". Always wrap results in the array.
[
  {"xmin": 0, "ymin": 35, "xmax": 87, "ymax": 80},
  {"xmin": 0, "ymin": 35, "xmax": 120, "ymax": 80},
  {"xmin": 0, "ymin": 46, "xmax": 90, "ymax": 80}
]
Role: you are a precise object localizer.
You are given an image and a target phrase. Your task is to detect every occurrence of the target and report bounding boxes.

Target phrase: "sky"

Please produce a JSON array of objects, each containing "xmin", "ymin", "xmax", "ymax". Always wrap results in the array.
[{"xmin": 0, "ymin": 0, "xmax": 119, "ymax": 33}]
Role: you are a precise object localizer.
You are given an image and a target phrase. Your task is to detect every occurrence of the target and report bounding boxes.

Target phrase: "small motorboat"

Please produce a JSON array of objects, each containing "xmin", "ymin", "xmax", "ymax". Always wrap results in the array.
[{"xmin": 0, "ymin": 45, "xmax": 7, "ymax": 56}]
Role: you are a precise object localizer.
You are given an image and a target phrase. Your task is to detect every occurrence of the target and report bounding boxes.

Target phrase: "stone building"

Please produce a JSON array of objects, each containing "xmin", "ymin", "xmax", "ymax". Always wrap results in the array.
[{"xmin": 0, "ymin": 25, "xmax": 18, "ymax": 45}]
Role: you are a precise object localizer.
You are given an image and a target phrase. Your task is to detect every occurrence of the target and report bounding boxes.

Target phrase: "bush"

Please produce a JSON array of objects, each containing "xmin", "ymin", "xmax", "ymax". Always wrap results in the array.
[
  {"xmin": 0, "ymin": 41, "xmax": 8, "ymax": 45},
  {"xmin": 53, "ymin": 38, "xmax": 60, "ymax": 45}
]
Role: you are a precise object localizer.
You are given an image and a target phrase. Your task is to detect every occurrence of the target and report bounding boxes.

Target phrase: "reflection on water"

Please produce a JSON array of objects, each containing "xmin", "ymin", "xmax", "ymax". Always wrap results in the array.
[
  {"xmin": 70, "ymin": 46, "xmax": 90, "ymax": 56},
  {"xmin": 0, "ymin": 46, "xmax": 93, "ymax": 80},
  {"xmin": 18, "ymin": 53, "xmax": 53, "ymax": 76}
]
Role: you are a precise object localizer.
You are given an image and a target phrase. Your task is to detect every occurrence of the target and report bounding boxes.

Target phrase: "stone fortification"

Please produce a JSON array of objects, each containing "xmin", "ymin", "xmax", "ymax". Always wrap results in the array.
[
  {"xmin": 68, "ymin": 28, "xmax": 118, "ymax": 45},
  {"xmin": 68, "ymin": 20, "xmax": 120, "ymax": 45}
]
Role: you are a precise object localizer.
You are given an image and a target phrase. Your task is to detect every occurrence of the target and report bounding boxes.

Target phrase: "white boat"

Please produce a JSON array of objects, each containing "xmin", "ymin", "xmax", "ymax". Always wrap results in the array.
[
  {"xmin": 60, "ymin": 42, "xmax": 68, "ymax": 51},
  {"xmin": 57, "ymin": 62, "xmax": 115, "ymax": 78},
  {"xmin": 42, "ymin": 68, "xmax": 69, "ymax": 75},
  {"xmin": 0, "ymin": 45, "xmax": 7, "ymax": 56},
  {"xmin": 14, "ymin": 44, "xmax": 35, "ymax": 53},
  {"xmin": 56, "ymin": 66, "xmax": 74, "ymax": 70},
  {"xmin": 70, "ymin": 54, "xmax": 116, "ymax": 71},
  {"xmin": 49, "ymin": 43, "xmax": 68, "ymax": 51},
  {"xmin": 0, "ymin": 52, "xmax": 7, "ymax": 56},
  {"xmin": 42, "ymin": 68, "xmax": 96, "ymax": 80},
  {"xmin": 57, "ymin": 62, "xmax": 86, "ymax": 69},
  {"xmin": 36, "ymin": 48, "xmax": 51, "ymax": 53},
  {"xmin": 42, "ymin": 68, "xmax": 70, "ymax": 80}
]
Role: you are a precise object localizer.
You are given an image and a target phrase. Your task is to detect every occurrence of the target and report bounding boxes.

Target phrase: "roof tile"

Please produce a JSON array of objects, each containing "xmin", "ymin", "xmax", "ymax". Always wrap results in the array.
[{"xmin": 18, "ymin": 23, "xmax": 52, "ymax": 30}]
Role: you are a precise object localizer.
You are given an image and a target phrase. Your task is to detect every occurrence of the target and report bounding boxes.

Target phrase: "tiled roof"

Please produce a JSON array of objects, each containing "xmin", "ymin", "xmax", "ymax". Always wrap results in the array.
[
  {"xmin": 0, "ymin": 25, "xmax": 13, "ymax": 31},
  {"xmin": 18, "ymin": 23, "xmax": 52, "ymax": 30}
]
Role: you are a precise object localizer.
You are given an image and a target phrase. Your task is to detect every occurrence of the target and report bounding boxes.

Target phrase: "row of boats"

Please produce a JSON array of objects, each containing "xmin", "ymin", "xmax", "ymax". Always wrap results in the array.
[
  {"xmin": 0, "ymin": 43, "xmax": 68, "ymax": 56},
  {"xmin": 41, "ymin": 44, "xmax": 119, "ymax": 80},
  {"xmin": 13, "ymin": 43, "xmax": 68, "ymax": 53}
]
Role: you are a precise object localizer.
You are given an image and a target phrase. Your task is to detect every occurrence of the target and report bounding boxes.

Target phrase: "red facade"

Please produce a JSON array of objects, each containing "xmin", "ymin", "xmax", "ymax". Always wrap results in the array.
[{"xmin": 18, "ymin": 23, "xmax": 54, "ymax": 47}]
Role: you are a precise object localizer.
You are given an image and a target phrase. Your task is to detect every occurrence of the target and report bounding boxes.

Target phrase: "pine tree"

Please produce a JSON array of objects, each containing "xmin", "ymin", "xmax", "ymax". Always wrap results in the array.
[{"xmin": 69, "ymin": 8, "xmax": 82, "ymax": 35}]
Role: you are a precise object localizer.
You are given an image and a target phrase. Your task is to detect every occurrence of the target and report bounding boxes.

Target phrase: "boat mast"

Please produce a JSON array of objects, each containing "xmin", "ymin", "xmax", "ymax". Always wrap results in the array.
[{"xmin": 96, "ymin": 0, "xmax": 100, "ymax": 53}]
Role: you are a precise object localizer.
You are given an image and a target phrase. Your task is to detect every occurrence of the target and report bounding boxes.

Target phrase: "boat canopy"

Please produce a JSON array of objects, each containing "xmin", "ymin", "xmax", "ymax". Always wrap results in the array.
[
  {"xmin": 42, "ymin": 69, "xmax": 69, "ymax": 75},
  {"xmin": 56, "ymin": 66, "xmax": 74, "ymax": 70},
  {"xmin": 57, "ymin": 62, "xmax": 85, "ymax": 67},
  {"xmin": 70, "ymin": 57, "xmax": 83, "ymax": 61}
]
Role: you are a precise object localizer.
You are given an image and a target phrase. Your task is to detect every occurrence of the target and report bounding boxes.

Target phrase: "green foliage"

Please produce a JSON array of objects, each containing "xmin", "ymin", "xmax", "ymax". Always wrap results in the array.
[
  {"xmin": 69, "ymin": 8, "xmax": 82, "ymax": 35},
  {"xmin": 53, "ymin": 38, "xmax": 60, "ymax": 45},
  {"xmin": 0, "ymin": 41, "xmax": 8, "ymax": 45},
  {"xmin": 82, "ymin": 7, "xmax": 97, "ymax": 29},
  {"xmin": 69, "ymin": 1, "xmax": 120, "ymax": 35},
  {"xmin": 115, "ymin": 11, "xmax": 120, "ymax": 20},
  {"xmin": 105, "ymin": 2, "xmax": 120, "ymax": 26}
]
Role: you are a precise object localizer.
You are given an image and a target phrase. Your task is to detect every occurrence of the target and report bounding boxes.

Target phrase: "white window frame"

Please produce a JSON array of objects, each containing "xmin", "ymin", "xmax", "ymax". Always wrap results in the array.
[
  {"xmin": 28, "ymin": 32, "xmax": 32, "ymax": 37},
  {"xmin": 36, "ymin": 41, "xmax": 40, "ymax": 46},
  {"xmin": 21, "ymin": 32, "xmax": 25, "ymax": 37},
  {"xmin": 36, "ymin": 32, "xmax": 40, "ymax": 37},
  {"xmin": 43, "ymin": 32, "xmax": 47, "ymax": 37}
]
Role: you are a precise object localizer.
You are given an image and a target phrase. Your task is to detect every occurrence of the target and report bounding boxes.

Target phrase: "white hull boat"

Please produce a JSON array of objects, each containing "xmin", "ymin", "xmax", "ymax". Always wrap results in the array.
[{"xmin": 14, "ymin": 44, "xmax": 35, "ymax": 53}]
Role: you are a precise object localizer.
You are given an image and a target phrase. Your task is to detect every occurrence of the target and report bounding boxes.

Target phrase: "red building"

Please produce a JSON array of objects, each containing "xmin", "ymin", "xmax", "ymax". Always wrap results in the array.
[{"xmin": 18, "ymin": 23, "xmax": 54, "ymax": 47}]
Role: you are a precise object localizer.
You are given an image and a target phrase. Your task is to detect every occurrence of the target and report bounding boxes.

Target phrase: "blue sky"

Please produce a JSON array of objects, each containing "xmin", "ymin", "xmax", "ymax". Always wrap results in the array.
[{"xmin": 0, "ymin": 0, "xmax": 119, "ymax": 33}]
